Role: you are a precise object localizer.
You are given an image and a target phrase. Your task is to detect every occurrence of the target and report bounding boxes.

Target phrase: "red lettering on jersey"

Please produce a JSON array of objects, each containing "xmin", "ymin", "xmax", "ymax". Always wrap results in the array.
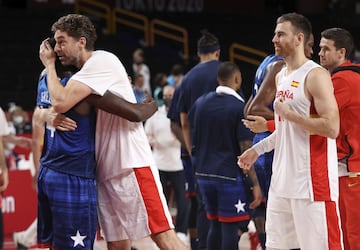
[{"xmin": 276, "ymin": 90, "xmax": 294, "ymax": 100}]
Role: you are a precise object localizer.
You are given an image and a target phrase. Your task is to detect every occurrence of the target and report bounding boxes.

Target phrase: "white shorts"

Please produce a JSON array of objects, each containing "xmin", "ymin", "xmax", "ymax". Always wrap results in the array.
[
  {"xmin": 97, "ymin": 166, "xmax": 174, "ymax": 241},
  {"xmin": 266, "ymin": 190, "xmax": 343, "ymax": 250}
]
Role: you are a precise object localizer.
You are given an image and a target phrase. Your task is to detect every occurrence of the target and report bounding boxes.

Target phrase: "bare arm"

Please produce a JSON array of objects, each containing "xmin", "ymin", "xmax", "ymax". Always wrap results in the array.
[
  {"xmin": 86, "ymin": 91, "xmax": 158, "ymax": 122},
  {"xmin": 180, "ymin": 112, "xmax": 192, "ymax": 156},
  {"xmin": 33, "ymin": 107, "xmax": 77, "ymax": 131},
  {"xmin": 2, "ymin": 134, "xmax": 32, "ymax": 149},
  {"xmin": 170, "ymin": 121, "xmax": 186, "ymax": 146},
  {"xmin": 274, "ymin": 67, "xmax": 339, "ymax": 139},
  {"xmin": 40, "ymin": 40, "xmax": 157, "ymax": 120},
  {"xmin": 239, "ymin": 140, "xmax": 262, "ymax": 209},
  {"xmin": 242, "ymin": 115, "xmax": 275, "ymax": 133},
  {"xmin": 245, "ymin": 60, "xmax": 284, "ymax": 119},
  {"xmin": 31, "ymin": 108, "xmax": 45, "ymax": 188},
  {"xmin": 39, "ymin": 40, "xmax": 92, "ymax": 113}
]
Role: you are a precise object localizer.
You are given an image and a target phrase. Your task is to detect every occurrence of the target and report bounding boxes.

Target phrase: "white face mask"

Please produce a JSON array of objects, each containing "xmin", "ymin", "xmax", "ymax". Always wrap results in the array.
[{"xmin": 13, "ymin": 115, "xmax": 24, "ymax": 125}]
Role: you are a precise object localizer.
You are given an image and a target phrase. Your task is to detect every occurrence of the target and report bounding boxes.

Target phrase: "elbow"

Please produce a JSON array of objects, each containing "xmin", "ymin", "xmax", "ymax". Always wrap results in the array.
[
  {"xmin": 51, "ymin": 102, "xmax": 68, "ymax": 113},
  {"xmin": 328, "ymin": 116, "xmax": 340, "ymax": 139},
  {"xmin": 323, "ymin": 119, "xmax": 339, "ymax": 139},
  {"xmin": 328, "ymin": 126, "xmax": 339, "ymax": 140}
]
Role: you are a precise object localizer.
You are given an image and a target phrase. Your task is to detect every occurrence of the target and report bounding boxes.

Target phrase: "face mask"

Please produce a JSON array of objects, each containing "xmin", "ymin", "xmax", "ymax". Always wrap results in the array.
[
  {"xmin": 13, "ymin": 115, "xmax": 24, "ymax": 125},
  {"xmin": 163, "ymin": 98, "xmax": 172, "ymax": 107}
]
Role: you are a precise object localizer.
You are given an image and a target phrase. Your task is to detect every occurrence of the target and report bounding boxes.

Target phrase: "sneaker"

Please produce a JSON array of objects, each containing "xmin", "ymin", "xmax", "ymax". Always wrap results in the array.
[
  {"xmin": 13, "ymin": 232, "xmax": 28, "ymax": 250},
  {"xmin": 176, "ymin": 232, "xmax": 189, "ymax": 246}
]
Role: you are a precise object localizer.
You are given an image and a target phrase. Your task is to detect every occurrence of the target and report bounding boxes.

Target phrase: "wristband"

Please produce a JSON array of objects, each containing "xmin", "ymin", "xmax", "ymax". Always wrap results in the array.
[{"xmin": 266, "ymin": 120, "xmax": 275, "ymax": 132}]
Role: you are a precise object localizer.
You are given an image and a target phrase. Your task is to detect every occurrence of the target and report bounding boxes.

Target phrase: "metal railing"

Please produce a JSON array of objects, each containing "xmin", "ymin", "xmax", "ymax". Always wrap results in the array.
[
  {"xmin": 75, "ymin": 0, "xmax": 113, "ymax": 34},
  {"xmin": 149, "ymin": 18, "xmax": 189, "ymax": 61},
  {"xmin": 229, "ymin": 43, "xmax": 267, "ymax": 66},
  {"xmin": 75, "ymin": 0, "xmax": 266, "ymax": 67},
  {"xmin": 112, "ymin": 8, "xmax": 150, "ymax": 45}
]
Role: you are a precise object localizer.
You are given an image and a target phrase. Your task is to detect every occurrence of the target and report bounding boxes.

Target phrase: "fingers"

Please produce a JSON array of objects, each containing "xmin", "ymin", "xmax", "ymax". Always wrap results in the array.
[
  {"xmin": 237, "ymin": 156, "xmax": 251, "ymax": 170},
  {"xmin": 242, "ymin": 115, "xmax": 268, "ymax": 133},
  {"xmin": 246, "ymin": 115, "xmax": 259, "ymax": 121},
  {"xmin": 249, "ymin": 198, "xmax": 262, "ymax": 209},
  {"xmin": 54, "ymin": 116, "xmax": 77, "ymax": 131}
]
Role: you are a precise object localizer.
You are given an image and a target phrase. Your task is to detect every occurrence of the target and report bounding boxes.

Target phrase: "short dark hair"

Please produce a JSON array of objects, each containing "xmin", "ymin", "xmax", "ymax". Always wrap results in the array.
[
  {"xmin": 197, "ymin": 29, "xmax": 220, "ymax": 54},
  {"xmin": 321, "ymin": 28, "xmax": 354, "ymax": 59},
  {"xmin": 277, "ymin": 12, "xmax": 312, "ymax": 46},
  {"xmin": 170, "ymin": 64, "xmax": 184, "ymax": 76},
  {"xmin": 217, "ymin": 61, "xmax": 240, "ymax": 84},
  {"xmin": 51, "ymin": 14, "xmax": 97, "ymax": 51}
]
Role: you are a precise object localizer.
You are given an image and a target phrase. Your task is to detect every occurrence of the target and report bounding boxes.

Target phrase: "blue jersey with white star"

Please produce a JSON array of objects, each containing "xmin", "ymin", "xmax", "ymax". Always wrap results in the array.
[{"xmin": 36, "ymin": 73, "xmax": 96, "ymax": 179}]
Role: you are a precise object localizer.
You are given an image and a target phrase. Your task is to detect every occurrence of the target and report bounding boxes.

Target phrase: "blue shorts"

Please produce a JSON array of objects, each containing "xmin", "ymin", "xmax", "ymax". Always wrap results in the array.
[
  {"xmin": 253, "ymin": 134, "xmax": 273, "ymax": 202},
  {"xmin": 197, "ymin": 177, "xmax": 250, "ymax": 223},
  {"xmin": 253, "ymin": 154, "xmax": 272, "ymax": 200},
  {"xmin": 37, "ymin": 167, "xmax": 98, "ymax": 249}
]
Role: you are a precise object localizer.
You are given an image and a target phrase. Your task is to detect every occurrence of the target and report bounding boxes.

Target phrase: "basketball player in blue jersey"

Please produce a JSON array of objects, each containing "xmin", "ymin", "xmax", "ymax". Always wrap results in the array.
[
  {"xmin": 33, "ymin": 60, "xmax": 157, "ymax": 249},
  {"xmin": 190, "ymin": 62, "xmax": 262, "ymax": 250},
  {"xmin": 243, "ymin": 34, "xmax": 314, "ymax": 250},
  {"xmin": 33, "ymin": 62, "xmax": 99, "ymax": 250}
]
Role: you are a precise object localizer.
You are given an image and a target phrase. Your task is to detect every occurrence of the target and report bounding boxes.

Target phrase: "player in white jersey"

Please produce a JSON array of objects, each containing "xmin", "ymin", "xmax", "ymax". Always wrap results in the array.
[
  {"xmin": 39, "ymin": 14, "xmax": 189, "ymax": 250},
  {"xmin": 238, "ymin": 13, "xmax": 343, "ymax": 250}
]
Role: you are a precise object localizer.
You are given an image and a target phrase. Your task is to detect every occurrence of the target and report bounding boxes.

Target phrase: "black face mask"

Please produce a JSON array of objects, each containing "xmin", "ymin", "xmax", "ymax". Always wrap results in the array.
[{"xmin": 163, "ymin": 98, "xmax": 172, "ymax": 107}]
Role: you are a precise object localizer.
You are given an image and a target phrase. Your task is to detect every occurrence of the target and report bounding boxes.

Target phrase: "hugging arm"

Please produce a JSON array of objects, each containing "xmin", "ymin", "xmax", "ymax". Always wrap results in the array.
[{"xmin": 86, "ymin": 90, "xmax": 158, "ymax": 122}]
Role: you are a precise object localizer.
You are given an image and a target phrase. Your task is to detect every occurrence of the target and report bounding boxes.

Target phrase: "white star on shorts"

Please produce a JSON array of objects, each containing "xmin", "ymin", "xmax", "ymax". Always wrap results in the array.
[
  {"xmin": 234, "ymin": 199, "xmax": 246, "ymax": 213},
  {"xmin": 71, "ymin": 230, "xmax": 87, "ymax": 247}
]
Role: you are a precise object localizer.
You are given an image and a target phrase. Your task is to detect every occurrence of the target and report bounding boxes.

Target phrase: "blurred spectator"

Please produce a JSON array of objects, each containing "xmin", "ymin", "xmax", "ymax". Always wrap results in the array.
[
  {"xmin": 167, "ymin": 64, "xmax": 184, "ymax": 87},
  {"xmin": 0, "ymin": 107, "xmax": 32, "ymax": 170},
  {"xmin": 132, "ymin": 48, "xmax": 152, "ymax": 96},
  {"xmin": 153, "ymin": 72, "xmax": 169, "ymax": 106},
  {"xmin": 132, "ymin": 73, "xmax": 147, "ymax": 103},
  {"xmin": 8, "ymin": 105, "xmax": 32, "ymax": 134}
]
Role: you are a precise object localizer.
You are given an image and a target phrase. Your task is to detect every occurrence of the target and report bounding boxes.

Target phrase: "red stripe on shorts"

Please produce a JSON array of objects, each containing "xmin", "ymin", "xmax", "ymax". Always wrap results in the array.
[
  {"xmin": 134, "ymin": 167, "xmax": 171, "ymax": 234},
  {"xmin": 325, "ymin": 200, "xmax": 342, "ymax": 250}
]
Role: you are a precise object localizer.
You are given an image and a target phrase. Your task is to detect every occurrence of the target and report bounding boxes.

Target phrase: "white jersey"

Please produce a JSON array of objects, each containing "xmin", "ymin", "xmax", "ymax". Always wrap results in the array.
[
  {"xmin": 71, "ymin": 50, "xmax": 155, "ymax": 182},
  {"xmin": 144, "ymin": 105, "xmax": 183, "ymax": 172},
  {"xmin": 272, "ymin": 60, "xmax": 338, "ymax": 201}
]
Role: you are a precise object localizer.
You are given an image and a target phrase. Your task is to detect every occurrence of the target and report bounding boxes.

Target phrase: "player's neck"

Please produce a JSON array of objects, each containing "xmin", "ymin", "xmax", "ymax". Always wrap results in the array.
[{"xmin": 285, "ymin": 53, "xmax": 309, "ymax": 74}]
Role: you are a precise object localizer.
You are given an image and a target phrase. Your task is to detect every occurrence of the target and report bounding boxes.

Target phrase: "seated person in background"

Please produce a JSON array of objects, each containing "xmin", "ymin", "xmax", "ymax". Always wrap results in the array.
[{"xmin": 8, "ymin": 105, "xmax": 32, "ymax": 134}]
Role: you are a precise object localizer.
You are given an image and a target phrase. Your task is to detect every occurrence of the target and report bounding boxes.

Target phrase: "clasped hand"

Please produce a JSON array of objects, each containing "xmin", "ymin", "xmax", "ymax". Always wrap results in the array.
[
  {"xmin": 39, "ymin": 38, "xmax": 56, "ymax": 68},
  {"xmin": 274, "ymin": 97, "xmax": 292, "ymax": 118}
]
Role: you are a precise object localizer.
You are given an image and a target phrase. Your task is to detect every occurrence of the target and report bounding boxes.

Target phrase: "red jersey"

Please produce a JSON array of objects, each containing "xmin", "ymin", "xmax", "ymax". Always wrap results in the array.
[{"xmin": 332, "ymin": 61, "xmax": 360, "ymax": 172}]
